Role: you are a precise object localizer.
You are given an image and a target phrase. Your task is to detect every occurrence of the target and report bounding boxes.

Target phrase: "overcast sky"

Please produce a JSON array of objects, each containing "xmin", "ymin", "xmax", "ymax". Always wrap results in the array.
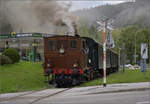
[{"xmin": 59, "ymin": 1, "xmax": 126, "ymax": 11}]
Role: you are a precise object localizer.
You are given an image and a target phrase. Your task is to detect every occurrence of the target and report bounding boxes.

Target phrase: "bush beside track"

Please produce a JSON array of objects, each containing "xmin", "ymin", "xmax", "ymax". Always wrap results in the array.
[
  {"xmin": 0, "ymin": 55, "xmax": 12, "ymax": 65},
  {"xmin": 0, "ymin": 61, "xmax": 46, "ymax": 93},
  {"xmin": 2, "ymin": 48, "xmax": 20, "ymax": 64},
  {"xmin": 79, "ymin": 69, "xmax": 150, "ymax": 87}
]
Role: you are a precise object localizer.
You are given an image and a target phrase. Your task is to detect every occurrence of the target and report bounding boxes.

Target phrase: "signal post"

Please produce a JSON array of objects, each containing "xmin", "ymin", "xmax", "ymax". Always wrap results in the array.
[
  {"xmin": 103, "ymin": 20, "xmax": 107, "ymax": 87},
  {"xmin": 97, "ymin": 18, "xmax": 114, "ymax": 87}
]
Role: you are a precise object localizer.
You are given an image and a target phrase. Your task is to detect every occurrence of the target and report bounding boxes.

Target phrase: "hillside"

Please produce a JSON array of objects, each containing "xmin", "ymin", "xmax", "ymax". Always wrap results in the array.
[{"xmin": 73, "ymin": 0, "xmax": 150, "ymax": 28}]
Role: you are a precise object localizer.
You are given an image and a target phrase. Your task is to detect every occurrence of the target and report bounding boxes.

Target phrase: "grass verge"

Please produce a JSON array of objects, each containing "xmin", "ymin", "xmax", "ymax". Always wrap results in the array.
[
  {"xmin": 79, "ymin": 69, "xmax": 150, "ymax": 87},
  {"xmin": 0, "ymin": 61, "xmax": 46, "ymax": 93},
  {"xmin": 1, "ymin": 62, "xmax": 150, "ymax": 93}
]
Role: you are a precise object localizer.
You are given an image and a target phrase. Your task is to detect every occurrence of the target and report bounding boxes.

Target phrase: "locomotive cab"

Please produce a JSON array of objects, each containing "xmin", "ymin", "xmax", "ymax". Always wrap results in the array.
[{"xmin": 43, "ymin": 35, "xmax": 86, "ymax": 86}]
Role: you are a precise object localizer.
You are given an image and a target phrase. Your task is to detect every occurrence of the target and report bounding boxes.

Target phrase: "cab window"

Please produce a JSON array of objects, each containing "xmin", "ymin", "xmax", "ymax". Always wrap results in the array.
[
  {"xmin": 48, "ymin": 40, "xmax": 55, "ymax": 51},
  {"xmin": 82, "ymin": 41, "xmax": 88, "ymax": 54},
  {"xmin": 57, "ymin": 40, "xmax": 68, "ymax": 49},
  {"xmin": 70, "ymin": 40, "xmax": 77, "ymax": 49},
  {"xmin": 82, "ymin": 41, "xmax": 86, "ymax": 49}
]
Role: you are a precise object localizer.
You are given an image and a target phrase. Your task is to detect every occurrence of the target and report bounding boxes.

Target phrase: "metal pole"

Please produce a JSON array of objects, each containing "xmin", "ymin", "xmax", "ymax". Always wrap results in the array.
[
  {"xmin": 134, "ymin": 33, "xmax": 136, "ymax": 65},
  {"xmin": 149, "ymin": 34, "xmax": 150, "ymax": 64},
  {"xmin": 118, "ymin": 48, "xmax": 121, "ymax": 80},
  {"xmin": 0, "ymin": 0, "xmax": 3, "ymax": 94},
  {"xmin": 122, "ymin": 43, "xmax": 125, "ymax": 73},
  {"xmin": 33, "ymin": 39, "xmax": 37, "ymax": 62},
  {"xmin": 118, "ymin": 48, "xmax": 121, "ymax": 71},
  {"xmin": 103, "ymin": 20, "xmax": 107, "ymax": 87},
  {"xmin": 19, "ymin": 38, "xmax": 22, "ymax": 60},
  {"xmin": 19, "ymin": 28, "xmax": 23, "ymax": 60}
]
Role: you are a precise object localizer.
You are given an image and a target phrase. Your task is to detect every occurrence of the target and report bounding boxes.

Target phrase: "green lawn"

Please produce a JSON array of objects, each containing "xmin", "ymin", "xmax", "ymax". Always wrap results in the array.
[
  {"xmin": 1, "ymin": 62, "xmax": 150, "ymax": 93},
  {"xmin": 79, "ymin": 69, "xmax": 150, "ymax": 87},
  {"xmin": 0, "ymin": 61, "xmax": 46, "ymax": 93}
]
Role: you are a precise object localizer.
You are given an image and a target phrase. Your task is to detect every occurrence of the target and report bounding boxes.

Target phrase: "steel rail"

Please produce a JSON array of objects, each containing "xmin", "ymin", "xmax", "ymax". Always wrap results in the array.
[{"xmin": 29, "ymin": 88, "xmax": 72, "ymax": 104}]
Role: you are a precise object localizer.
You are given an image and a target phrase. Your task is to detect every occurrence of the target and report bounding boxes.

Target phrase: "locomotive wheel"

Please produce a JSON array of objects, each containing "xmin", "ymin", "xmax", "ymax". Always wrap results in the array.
[
  {"xmin": 86, "ymin": 70, "xmax": 91, "ymax": 81},
  {"xmin": 72, "ymin": 78, "xmax": 77, "ymax": 85},
  {"xmin": 90, "ymin": 71, "xmax": 94, "ymax": 80},
  {"xmin": 52, "ymin": 80, "xmax": 57, "ymax": 87}
]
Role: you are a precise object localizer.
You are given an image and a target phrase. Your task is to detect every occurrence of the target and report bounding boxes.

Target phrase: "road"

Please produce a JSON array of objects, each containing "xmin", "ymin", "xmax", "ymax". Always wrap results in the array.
[
  {"xmin": 37, "ymin": 90, "xmax": 150, "ymax": 104},
  {"xmin": 1, "ymin": 90, "xmax": 150, "ymax": 104},
  {"xmin": 0, "ymin": 82, "xmax": 150, "ymax": 104}
]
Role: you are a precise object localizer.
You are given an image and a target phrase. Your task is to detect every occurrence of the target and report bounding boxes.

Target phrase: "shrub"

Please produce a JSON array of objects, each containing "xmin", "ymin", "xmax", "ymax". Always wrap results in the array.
[
  {"xmin": 2, "ymin": 48, "xmax": 20, "ymax": 63},
  {"xmin": 0, "ymin": 55, "xmax": 12, "ymax": 65}
]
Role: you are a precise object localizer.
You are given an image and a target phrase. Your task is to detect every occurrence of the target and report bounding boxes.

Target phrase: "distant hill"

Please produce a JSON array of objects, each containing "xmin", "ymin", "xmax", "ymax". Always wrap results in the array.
[
  {"xmin": 0, "ymin": 0, "xmax": 150, "ymax": 34},
  {"xmin": 72, "ymin": 0, "xmax": 150, "ymax": 28}
]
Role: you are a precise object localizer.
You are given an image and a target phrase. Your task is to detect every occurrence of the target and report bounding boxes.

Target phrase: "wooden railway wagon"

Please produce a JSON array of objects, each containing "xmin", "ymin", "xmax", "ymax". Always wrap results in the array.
[{"xmin": 43, "ymin": 35, "xmax": 118, "ymax": 87}]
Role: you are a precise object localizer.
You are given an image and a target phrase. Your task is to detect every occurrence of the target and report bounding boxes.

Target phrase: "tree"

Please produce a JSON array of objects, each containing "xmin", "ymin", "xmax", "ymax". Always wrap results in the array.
[
  {"xmin": 115, "ymin": 26, "xmax": 150, "ymax": 64},
  {"xmin": 78, "ymin": 19, "xmax": 103, "ymax": 43},
  {"xmin": 112, "ymin": 28, "xmax": 121, "ymax": 51}
]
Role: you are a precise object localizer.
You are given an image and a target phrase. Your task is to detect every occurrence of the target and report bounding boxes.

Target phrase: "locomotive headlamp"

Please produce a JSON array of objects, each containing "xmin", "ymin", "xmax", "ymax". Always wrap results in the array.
[
  {"xmin": 59, "ymin": 48, "xmax": 65, "ymax": 54},
  {"xmin": 73, "ymin": 60, "xmax": 78, "ymax": 68},
  {"xmin": 73, "ymin": 63, "xmax": 78, "ymax": 68},
  {"xmin": 88, "ymin": 59, "xmax": 91, "ymax": 64},
  {"xmin": 47, "ymin": 59, "xmax": 52, "ymax": 68},
  {"xmin": 47, "ymin": 63, "xmax": 51, "ymax": 68}
]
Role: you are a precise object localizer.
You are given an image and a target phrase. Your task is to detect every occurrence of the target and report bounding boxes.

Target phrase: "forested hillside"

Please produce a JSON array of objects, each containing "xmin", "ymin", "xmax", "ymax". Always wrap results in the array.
[{"xmin": 73, "ymin": 0, "xmax": 150, "ymax": 28}]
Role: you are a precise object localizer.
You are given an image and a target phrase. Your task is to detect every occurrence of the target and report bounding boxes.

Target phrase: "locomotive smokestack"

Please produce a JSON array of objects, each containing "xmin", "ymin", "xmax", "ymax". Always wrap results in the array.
[{"xmin": 73, "ymin": 22, "xmax": 79, "ymax": 36}]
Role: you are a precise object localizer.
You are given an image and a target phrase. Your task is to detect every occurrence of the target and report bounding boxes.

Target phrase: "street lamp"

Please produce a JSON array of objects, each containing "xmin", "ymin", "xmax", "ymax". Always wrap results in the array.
[{"xmin": 134, "ymin": 31, "xmax": 137, "ymax": 65}]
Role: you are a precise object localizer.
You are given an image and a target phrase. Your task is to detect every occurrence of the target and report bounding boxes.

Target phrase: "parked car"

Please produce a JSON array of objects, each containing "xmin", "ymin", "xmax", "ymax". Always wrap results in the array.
[
  {"xmin": 133, "ymin": 64, "xmax": 140, "ymax": 69},
  {"xmin": 128, "ymin": 64, "xmax": 140, "ymax": 69},
  {"xmin": 125, "ymin": 64, "xmax": 132, "ymax": 68}
]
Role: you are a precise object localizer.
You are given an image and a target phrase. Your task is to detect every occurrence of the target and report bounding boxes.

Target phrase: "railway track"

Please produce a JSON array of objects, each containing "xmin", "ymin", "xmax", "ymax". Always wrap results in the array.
[
  {"xmin": 0, "ymin": 88, "xmax": 72, "ymax": 104},
  {"xmin": 0, "ymin": 89, "xmax": 45, "ymax": 102},
  {"xmin": 0, "ymin": 91, "xmax": 35, "ymax": 102},
  {"xmin": 29, "ymin": 88, "xmax": 71, "ymax": 104}
]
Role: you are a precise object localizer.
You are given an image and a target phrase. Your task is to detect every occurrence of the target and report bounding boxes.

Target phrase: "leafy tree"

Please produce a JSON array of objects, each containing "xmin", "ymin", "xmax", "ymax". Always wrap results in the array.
[
  {"xmin": 78, "ymin": 19, "xmax": 103, "ymax": 43},
  {"xmin": 78, "ymin": 19, "xmax": 89, "ymax": 37},
  {"xmin": 112, "ymin": 28, "xmax": 121, "ymax": 51},
  {"xmin": 115, "ymin": 26, "xmax": 150, "ymax": 64},
  {"xmin": 119, "ymin": 26, "xmax": 139, "ymax": 64}
]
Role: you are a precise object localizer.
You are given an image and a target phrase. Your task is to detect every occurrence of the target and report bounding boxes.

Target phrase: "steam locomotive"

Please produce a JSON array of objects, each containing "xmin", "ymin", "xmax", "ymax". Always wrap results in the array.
[{"xmin": 43, "ymin": 35, "xmax": 119, "ymax": 87}]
